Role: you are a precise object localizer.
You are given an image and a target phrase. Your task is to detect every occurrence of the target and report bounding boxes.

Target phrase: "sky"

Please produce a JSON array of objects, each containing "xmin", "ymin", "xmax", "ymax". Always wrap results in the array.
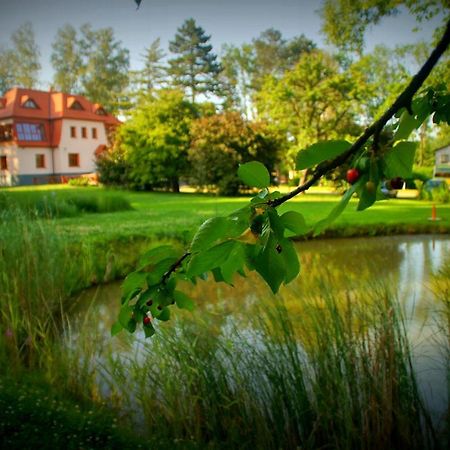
[{"xmin": 0, "ymin": 0, "xmax": 446, "ymax": 88}]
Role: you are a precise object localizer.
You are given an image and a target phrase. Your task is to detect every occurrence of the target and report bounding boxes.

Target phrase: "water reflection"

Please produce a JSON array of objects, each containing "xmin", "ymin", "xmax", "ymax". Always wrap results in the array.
[{"xmin": 70, "ymin": 235, "xmax": 450, "ymax": 422}]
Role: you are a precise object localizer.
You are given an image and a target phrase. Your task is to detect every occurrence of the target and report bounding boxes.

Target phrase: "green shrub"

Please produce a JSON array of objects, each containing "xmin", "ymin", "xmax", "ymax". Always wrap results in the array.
[{"xmin": 68, "ymin": 177, "xmax": 90, "ymax": 187}]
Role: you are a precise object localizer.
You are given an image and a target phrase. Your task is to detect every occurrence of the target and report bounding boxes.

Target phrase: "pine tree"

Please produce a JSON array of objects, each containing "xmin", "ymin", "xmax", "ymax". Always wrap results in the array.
[
  {"xmin": 139, "ymin": 38, "xmax": 166, "ymax": 91},
  {"xmin": 168, "ymin": 18, "xmax": 221, "ymax": 102}
]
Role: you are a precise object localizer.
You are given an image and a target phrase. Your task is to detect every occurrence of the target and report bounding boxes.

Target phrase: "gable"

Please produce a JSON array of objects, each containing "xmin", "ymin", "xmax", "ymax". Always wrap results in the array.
[{"xmin": 21, "ymin": 96, "xmax": 39, "ymax": 109}]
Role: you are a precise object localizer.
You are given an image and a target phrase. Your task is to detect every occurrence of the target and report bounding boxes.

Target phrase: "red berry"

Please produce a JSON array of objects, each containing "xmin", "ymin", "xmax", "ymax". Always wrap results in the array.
[
  {"xmin": 346, "ymin": 168, "xmax": 360, "ymax": 184},
  {"xmin": 143, "ymin": 316, "xmax": 151, "ymax": 325}
]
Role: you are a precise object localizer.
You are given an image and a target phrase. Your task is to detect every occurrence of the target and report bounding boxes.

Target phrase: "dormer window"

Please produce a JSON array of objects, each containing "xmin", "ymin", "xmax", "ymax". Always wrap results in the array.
[
  {"xmin": 94, "ymin": 104, "xmax": 107, "ymax": 116},
  {"xmin": 22, "ymin": 98, "xmax": 39, "ymax": 109},
  {"xmin": 68, "ymin": 98, "xmax": 84, "ymax": 111}
]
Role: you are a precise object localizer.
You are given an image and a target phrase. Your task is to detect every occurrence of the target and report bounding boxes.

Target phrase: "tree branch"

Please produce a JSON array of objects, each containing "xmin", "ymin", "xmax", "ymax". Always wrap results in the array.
[
  {"xmin": 162, "ymin": 251, "xmax": 191, "ymax": 284},
  {"xmin": 268, "ymin": 19, "xmax": 450, "ymax": 209}
]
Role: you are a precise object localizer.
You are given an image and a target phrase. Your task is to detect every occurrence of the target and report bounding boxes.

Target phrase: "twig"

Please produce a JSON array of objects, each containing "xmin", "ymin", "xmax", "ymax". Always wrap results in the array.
[
  {"xmin": 268, "ymin": 19, "xmax": 450, "ymax": 209},
  {"xmin": 162, "ymin": 251, "xmax": 191, "ymax": 284}
]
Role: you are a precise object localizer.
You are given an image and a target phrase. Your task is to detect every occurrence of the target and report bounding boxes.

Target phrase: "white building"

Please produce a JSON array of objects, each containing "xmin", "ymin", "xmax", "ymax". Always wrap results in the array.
[
  {"xmin": 0, "ymin": 87, "xmax": 120, "ymax": 186},
  {"xmin": 434, "ymin": 144, "xmax": 450, "ymax": 178}
]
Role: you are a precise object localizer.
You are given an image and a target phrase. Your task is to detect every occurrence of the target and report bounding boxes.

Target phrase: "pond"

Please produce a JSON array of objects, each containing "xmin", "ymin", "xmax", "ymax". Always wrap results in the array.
[{"xmin": 70, "ymin": 234, "xmax": 449, "ymax": 430}]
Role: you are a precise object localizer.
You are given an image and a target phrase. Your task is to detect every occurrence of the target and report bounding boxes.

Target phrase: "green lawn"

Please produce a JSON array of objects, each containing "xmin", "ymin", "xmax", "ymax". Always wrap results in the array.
[{"xmin": 3, "ymin": 184, "xmax": 449, "ymax": 242}]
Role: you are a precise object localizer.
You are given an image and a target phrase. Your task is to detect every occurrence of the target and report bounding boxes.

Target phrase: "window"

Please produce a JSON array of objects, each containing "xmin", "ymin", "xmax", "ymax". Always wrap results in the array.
[
  {"xmin": 69, "ymin": 100, "xmax": 84, "ymax": 111},
  {"xmin": 70, "ymin": 126, "xmax": 76, "ymax": 138},
  {"xmin": 35, "ymin": 154, "xmax": 45, "ymax": 168},
  {"xmin": 68, "ymin": 153, "xmax": 80, "ymax": 167},
  {"xmin": 92, "ymin": 128, "xmax": 97, "ymax": 139},
  {"xmin": 0, "ymin": 156, "xmax": 7, "ymax": 170},
  {"xmin": 441, "ymin": 154, "xmax": 449, "ymax": 164},
  {"xmin": 16, "ymin": 123, "xmax": 45, "ymax": 141},
  {"xmin": 0, "ymin": 124, "xmax": 12, "ymax": 141},
  {"xmin": 22, "ymin": 99, "xmax": 39, "ymax": 109},
  {"xmin": 81, "ymin": 127, "xmax": 87, "ymax": 138},
  {"xmin": 95, "ymin": 107, "xmax": 107, "ymax": 116}
]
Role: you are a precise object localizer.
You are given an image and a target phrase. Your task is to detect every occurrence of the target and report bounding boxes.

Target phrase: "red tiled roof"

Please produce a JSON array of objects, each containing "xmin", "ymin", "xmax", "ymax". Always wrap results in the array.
[
  {"xmin": 0, "ymin": 87, "xmax": 120, "ymax": 125},
  {"xmin": 0, "ymin": 87, "xmax": 120, "ymax": 148}
]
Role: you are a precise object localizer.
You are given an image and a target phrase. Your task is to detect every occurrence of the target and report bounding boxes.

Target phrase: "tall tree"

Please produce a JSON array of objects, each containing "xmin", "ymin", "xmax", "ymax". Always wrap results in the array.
[
  {"xmin": 79, "ymin": 24, "xmax": 130, "ymax": 113},
  {"xmin": 139, "ymin": 38, "xmax": 166, "ymax": 91},
  {"xmin": 168, "ymin": 18, "xmax": 221, "ymax": 102},
  {"xmin": 220, "ymin": 31, "xmax": 315, "ymax": 117},
  {"xmin": 256, "ymin": 50, "xmax": 361, "ymax": 166},
  {"xmin": 252, "ymin": 29, "xmax": 316, "ymax": 88},
  {"xmin": 51, "ymin": 25, "xmax": 83, "ymax": 93},
  {"xmin": 320, "ymin": 0, "xmax": 449, "ymax": 56},
  {"xmin": 0, "ymin": 48, "xmax": 14, "ymax": 95},
  {"xmin": 5, "ymin": 22, "xmax": 41, "ymax": 89},
  {"xmin": 112, "ymin": 90, "xmax": 198, "ymax": 192},
  {"xmin": 220, "ymin": 44, "xmax": 255, "ymax": 115},
  {"xmin": 349, "ymin": 45, "xmax": 411, "ymax": 122}
]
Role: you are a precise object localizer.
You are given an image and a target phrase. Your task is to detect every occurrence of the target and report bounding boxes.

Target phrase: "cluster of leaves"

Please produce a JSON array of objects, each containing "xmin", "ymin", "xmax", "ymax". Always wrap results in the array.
[
  {"xmin": 112, "ymin": 161, "xmax": 307, "ymax": 337},
  {"xmin": 97, "ymin": 97, "xmax": 281, "ymax": 193},
  {"xmin": 188, "ymin": 112, "xmax": 280, "ymax": 195},
  {"xmin": 112, "ymin": 77, "xmax": 450, "ymax": 337}
]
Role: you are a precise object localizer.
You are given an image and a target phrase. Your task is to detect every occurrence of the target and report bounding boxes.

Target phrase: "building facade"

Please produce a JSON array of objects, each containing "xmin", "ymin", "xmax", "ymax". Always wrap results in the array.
[
  {"xmin": 434, "ymin": 144, "xmax": 450, "ymax": 178},
  {"xmin": 0, "ymin": 87, "xmax": 120, "ymax": 186}
]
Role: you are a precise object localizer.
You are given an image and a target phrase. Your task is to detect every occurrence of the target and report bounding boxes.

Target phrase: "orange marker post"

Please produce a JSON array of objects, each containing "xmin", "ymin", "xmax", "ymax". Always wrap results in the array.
[{"xmin": 428, "ymin": 204, "xmax": 441, "ymax": 221}]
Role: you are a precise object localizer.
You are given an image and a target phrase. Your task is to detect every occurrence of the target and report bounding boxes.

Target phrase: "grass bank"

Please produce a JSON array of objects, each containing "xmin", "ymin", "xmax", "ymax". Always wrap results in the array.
[
  {"xmin": 3, "ymin": 186, "xmax": 450, "ymax": 244},
  {"xmin": 0, "ymin": 186, "xmax": 449, "ymax": 448}
]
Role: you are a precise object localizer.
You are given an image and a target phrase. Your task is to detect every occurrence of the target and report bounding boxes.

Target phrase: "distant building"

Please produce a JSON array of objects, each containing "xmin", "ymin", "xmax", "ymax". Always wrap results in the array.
[
  {"xmin": 434, "ymin": 144, "xmax": 450, "ymax": 178},
  {"xmin": 0, "ymin": 87, "xmax": 120, "ymax": 186}
]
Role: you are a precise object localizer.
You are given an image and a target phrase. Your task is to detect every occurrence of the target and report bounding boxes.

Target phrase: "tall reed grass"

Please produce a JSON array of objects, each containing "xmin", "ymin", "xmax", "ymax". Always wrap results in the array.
[
  {"xmin": 60, "ymin": 279, "xmax": 443, "ymax": 450},
  {"xmin": 0, "ymin": 188, "xmax": 132, "ymax": 218},
  {"xmin": 0, "ymin": 208, "xmax": 93, "ymax": 369}
]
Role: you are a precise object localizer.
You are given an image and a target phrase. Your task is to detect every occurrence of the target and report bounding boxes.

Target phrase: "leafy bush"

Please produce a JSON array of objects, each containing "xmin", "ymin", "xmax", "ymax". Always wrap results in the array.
[
  {"xmin": 188, "ymin": 112, "xmax": 280, "ymax": 195},
  {"xmin": 68, "ymin": 177, "xmax": 90, "ymax": 187},
  {"xmin": 421, "ymin": 185, "xmax": 450, "ymax": 203}
]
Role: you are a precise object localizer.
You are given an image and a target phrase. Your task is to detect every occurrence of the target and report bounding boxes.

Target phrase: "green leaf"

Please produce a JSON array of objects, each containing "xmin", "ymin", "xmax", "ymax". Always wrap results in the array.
[
  {"xmin": 383, "ymin": 141, "xmax": 417, "ymax": 179},
  {"xmin": 253, "ymin": 233, "xmax": 286, "ymax": 294},
  {"xmin": 267, "ymin": 208, "xmax": 285, "ymax": 240},
  {"xmin": 146, "ymin": 257, "xmax": 179, "ymax": 286},
  {"xmin": 118, "ymin": 305, "xmax": 136, "ymax": 333},
  {"xmin": 296, "ymin": 140, "xmax": 351, "ymax": 170},
  {"xmin": 190, "ymin": 217, "xmax": 230, "ymax": 252},
  {"xmin": 227, "ymin": 206, "xmax": 252, "ymax": 236},
  {"xmin": 280, "ymin": 211, "xmax": 309, "ymax": 235},
  {"xmin": 156, "ymin": 307, "xmax": 170, "ymax": 322},
  {"xmin": 356, "ymin": 176, "xmax": 376, "ymax": 211},
  {"xmin": 220, "ymin": 242, "xmax": 246, "ymax": 284},
  {"xmin": 394, "ymin": 109, "xmax": 422, "ymax": 141},
  {"xmin": 121, "ymin": 272, "xmax": 147, "ymax": 304},
  {"xmin": 144, "ymin": 322, "xmax": 155, "ymax": 338},
  {"xmin": 118, "ymin": 305, "xmax": 134, "ymax": 328},
  {"xmin": 111, "ymin": 321, "xmax": 123, "ymax": 337},
  {"xmin": 138, "ymin": 245, "xmax": 178, "ymax": 270},
  {"xmin": 279, "ymin": 238, "xmax": 300, "ymax": 283},
  {"xmin": 186, "ymin": 240, "xmax": 236, "ymax": 277},
  {"xmin": 412, "ymin": 96, "xmax": 432, "ymax": 122},
  {"xmin": 238, "ymin": 161, "xmax": 270, "ymax": 188},
  {"xmin": 314, "ymin": 184, "xmax": 357, "ymax": 235},
  {"xmin": 173, "ymin": 290, "xmax": 195, "ymax": 311}
]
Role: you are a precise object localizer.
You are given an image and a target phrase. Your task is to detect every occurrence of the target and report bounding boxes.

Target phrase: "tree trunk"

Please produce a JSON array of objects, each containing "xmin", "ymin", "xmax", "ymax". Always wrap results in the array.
[{"xmin": 171, "ymin": 177, "xmax": 180, "ymax": 193}]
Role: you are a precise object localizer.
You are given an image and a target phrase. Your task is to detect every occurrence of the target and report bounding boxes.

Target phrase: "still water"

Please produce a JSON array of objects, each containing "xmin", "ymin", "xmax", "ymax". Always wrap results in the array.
[{"xmin": 71, "ymin": 235, "xmax": 449, "ymax": 423}]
